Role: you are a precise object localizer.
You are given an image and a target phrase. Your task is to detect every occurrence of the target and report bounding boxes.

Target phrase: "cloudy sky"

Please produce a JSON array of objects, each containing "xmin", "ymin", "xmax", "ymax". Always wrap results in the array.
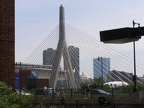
[{"xmin": 15, "ymin": 0, "xmax": 144, "ymax": 78}]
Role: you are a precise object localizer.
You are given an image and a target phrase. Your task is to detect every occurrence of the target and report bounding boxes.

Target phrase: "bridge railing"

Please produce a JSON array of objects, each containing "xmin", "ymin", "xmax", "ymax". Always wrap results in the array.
[{"xmin": 35, "ymin": 88, "xmax": 129, "ymax": 99}]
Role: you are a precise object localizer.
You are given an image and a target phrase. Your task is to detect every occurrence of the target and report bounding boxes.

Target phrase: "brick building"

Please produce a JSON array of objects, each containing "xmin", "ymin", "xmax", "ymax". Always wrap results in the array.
[
  {"xmin": 0, "ymin": 0, "xmax": 15, "ymax": 87},
  {"xmin": 20, "ymin": 70, "xmax": 49, "ymax": 89}
]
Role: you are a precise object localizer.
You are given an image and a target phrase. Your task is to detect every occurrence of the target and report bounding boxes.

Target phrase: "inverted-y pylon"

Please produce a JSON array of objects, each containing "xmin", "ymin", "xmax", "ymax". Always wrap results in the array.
[{"xmin": 49, "ymin": 5, "xmax": 76, "ymax": 89}]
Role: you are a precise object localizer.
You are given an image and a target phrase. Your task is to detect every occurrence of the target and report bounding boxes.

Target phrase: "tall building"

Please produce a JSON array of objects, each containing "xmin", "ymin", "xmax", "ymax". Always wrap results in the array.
[
  {"xmin": 43, "ymin": 48, "xmax": 56, "ymax": 65},
  {"xmin": 43, "ymin": 46, "xmax": 80, "ymax": 79},
  {"xmin": 0, "ymin": 0, "xmax": 15, "ymax": 87},
  {"xmin": 68, "ymin": 46, "xmax": 80, "ymax": 80},
  {"xmin": 93, "ymin": 57, "xmax": 110, "ymax": 82}
]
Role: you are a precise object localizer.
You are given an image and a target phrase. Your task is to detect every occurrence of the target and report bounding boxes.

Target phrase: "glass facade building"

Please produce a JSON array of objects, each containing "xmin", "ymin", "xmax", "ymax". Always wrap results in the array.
[
  {"xmin": 93, "ymin": 57, "xmax": 110, "ymax": 82},
  {"xmin": 68, "ymin": 46, "xmax": 80, "ymax": 82},
  {"xmin": 43, "ymin": 48, "xmax": 56, "ymax": 65}
]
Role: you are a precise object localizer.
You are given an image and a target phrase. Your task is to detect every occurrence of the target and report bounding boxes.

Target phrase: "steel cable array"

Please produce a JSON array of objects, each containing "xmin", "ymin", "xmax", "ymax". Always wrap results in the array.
[{"xmin": 21, "ymin": 23, "xmax": 144, "ymax": 84}]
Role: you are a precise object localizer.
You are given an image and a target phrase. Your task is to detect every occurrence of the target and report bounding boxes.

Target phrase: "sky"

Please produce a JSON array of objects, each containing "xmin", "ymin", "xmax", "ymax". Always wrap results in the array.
[{"xmin": 15, "ymin": 0, "xmax": 144, "ymax": 78}]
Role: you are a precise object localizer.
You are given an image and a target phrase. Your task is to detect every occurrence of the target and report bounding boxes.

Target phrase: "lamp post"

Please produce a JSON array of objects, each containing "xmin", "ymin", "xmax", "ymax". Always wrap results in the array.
[
  {"xmin": 99, "ymin": 20, "xmax": 144, "ymax": 92},
  {"xmin": 132, "ymin": 20, "xmax": 140, "ymax": 92},
  {"xmin": 98, "ymin": 57, "xmax": 103, "ymax": 89}
]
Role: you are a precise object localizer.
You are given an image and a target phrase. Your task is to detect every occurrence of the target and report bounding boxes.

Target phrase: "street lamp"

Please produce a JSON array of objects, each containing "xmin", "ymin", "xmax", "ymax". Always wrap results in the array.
[
  {"xmin": 132, "ymin": 20, "xmax": 140, "ymax": 92},
  {"xmin": 98, "ymin": 57, "xmax": 103, "ymax": 89},
  {"xmin": 99, "ymin": 21, "xmax": 144, "ymax": 92}
]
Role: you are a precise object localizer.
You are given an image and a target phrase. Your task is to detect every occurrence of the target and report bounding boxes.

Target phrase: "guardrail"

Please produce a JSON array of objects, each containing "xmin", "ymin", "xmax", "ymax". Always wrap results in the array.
[
  {"xmin": 32, "ymin": 88, "xmax": 144, "ymax": 107},
  {"xmin": 35, "ymin": 88, "xmax": 129, "ymax": 100}
]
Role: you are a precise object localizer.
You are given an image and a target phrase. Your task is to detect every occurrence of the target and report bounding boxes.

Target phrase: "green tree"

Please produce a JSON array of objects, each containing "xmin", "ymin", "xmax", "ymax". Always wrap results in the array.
[
  {"xmin": 113, "ymin": 83, "xmax": 144, "ymax": 94},
  {"xmin": 0, "ymin": 82, "xmax": 33, "ymax": 108},
  {"xmin": 91, "ymin": 77, "xmax": 103, "ymax": 88}
]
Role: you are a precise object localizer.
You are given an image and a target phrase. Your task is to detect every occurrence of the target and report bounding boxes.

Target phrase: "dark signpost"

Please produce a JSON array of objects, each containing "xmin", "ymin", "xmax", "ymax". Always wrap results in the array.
[{"xmin": 99, "ymin": 21, "xmax": 144, "ymax": 92}]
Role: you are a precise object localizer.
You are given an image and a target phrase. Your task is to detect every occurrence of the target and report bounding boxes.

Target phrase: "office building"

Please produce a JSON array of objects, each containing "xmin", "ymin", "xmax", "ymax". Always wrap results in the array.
[
  {"xmin": 68, "ymin": 46, "xmax": 80, "ymax": 81},
  {"xmin": 43, "ymin": 48, "xmax": 56, "ymax": 65},
  {"xmin": 93, "ymin": 57, "xmax": 110, "ymax": 82}
]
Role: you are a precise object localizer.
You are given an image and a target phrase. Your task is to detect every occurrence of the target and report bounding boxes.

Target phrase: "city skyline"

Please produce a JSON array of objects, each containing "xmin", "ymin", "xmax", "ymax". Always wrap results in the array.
[{"xmin": 16, "ymin": 1, "xmax": 144, "ymax": 78}]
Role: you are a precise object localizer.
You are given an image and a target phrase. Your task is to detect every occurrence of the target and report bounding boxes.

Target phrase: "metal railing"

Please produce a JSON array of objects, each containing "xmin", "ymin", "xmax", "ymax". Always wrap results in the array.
[{"xmin": 34, "ymin": 88, "xmax": 129, "ymax": 100}]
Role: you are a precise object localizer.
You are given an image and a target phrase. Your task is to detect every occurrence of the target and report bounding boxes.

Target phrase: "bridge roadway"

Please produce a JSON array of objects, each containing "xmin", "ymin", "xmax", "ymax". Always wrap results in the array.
[{"xmin": 32, "ymin": 92, "xmax": 144, "ymax": 108}]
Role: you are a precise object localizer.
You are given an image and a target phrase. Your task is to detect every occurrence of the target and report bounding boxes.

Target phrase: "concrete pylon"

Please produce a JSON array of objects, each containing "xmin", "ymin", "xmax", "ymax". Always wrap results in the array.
[{"xmin": 49, "ymin": 5, "xmax": 76, "ymax": 89}]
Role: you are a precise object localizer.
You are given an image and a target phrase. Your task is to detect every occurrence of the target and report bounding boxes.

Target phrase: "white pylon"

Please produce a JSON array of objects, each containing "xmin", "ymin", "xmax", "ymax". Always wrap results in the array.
[{"xmin": 49, "ymin": 5, "xmax": 76, "ymax": 89}]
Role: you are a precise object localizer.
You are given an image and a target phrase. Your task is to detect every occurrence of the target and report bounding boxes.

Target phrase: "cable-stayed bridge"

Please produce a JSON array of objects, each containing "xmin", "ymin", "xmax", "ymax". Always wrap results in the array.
[{"xmin": 16, "ymin": 5, "xmax": 144, "ymax": 89}]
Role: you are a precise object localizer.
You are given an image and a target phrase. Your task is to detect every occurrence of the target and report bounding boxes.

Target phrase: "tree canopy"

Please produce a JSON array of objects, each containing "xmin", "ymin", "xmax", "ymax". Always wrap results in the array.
[{"xmin": 0, "ymin": 82, "xmax": 33, "ymax": 108}]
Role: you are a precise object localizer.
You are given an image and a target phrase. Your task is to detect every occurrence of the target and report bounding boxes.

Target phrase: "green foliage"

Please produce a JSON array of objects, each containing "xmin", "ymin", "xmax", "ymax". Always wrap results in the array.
[
  {"xmin": 80, "ymin": 78, "xmax": 144, "ymax": 94},
  {"xmin": 115, "ymin": 83, "xmax": 134, "ymax": 94},
  {"xmin": 91, "ymin": 77, "xmax": 103, "ymax": 88},
  {"xmin": 137, "ymin": 83, "xmax": 144, "ymax": 92},
  {"xmin": 111, "ymin": 83, "xmax": 144, "ymax": 94},
  {"xmin": 80, "ymin": 77, "xmax": 110, "ymax": 93},
  {"xmin": 0, "ymin": 82, "xmax": 33, "ymax": 108},
  {"xmin": 103, "ymin": 84, "xmax": 110, "ymax": 92},
  {"xmin": 0, "ymin": 82, "xmax": 47, "ymax": 108}
]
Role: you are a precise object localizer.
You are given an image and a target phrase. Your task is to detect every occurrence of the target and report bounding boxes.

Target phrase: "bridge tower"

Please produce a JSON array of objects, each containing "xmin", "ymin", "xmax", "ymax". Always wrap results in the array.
[{"xmin": 49, "ymin": 5, "xmax": 77, "ymax": 89}]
